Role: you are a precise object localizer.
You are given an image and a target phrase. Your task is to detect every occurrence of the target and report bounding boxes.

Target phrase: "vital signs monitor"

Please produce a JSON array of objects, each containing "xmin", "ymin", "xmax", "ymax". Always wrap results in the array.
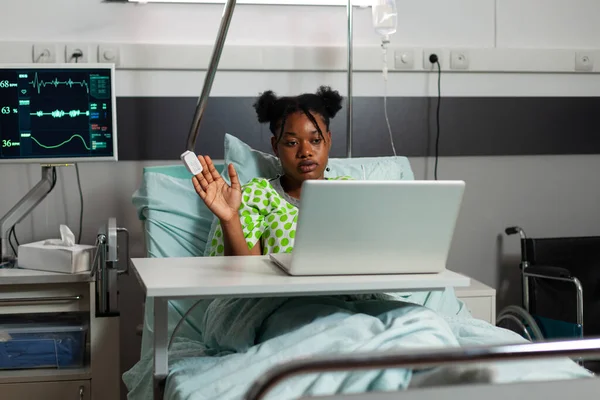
[{"xmin": 0, "ymin": 64, "xmax": 117, "ymax": 163}]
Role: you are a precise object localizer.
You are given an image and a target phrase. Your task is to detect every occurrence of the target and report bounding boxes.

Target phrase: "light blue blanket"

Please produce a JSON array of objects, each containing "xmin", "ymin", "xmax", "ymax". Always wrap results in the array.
[{"xmin": 123, "ymin": 295, "xmax": 592, "ymax": 400}]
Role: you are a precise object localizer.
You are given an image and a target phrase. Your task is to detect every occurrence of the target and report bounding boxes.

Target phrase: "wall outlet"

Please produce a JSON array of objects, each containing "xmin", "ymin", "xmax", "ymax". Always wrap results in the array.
[
  {"xmin": 32, "ymin": 44, "xmax": 57, "ymax": 63},
  {"xmin": 66, "ymin": 44, "xmax": 91, "ymax": 63},
  {"xmin": 575, "ymin": 52, "xmax": 593, "ymax": 72},
  {"xmin": 450, "ymin": 50, "xmax": 470, "ymax": 70},
  {"xmin": 98, "ymin": 45, "xmax": 120, "ymax": 66},
  {"xmin": 394, "ymin": 49, "xmax": 415, "ymax": 70},
  {"xmin": 423, "ymin": 49, "xmax": 443, "ymax": 70}
]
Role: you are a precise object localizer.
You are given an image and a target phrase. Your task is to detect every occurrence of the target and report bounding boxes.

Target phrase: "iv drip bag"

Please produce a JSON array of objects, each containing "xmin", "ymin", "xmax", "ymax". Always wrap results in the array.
[{"xmin": 372, "ymin": 0, "xmax": 398, "ymax": 38}]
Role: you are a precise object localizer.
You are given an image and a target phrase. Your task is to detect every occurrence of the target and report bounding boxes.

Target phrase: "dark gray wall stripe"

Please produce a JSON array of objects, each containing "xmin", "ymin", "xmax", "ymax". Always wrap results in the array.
[{"xmin": 116, "ymin": 97, "xmax": 600, "ymax": 160}]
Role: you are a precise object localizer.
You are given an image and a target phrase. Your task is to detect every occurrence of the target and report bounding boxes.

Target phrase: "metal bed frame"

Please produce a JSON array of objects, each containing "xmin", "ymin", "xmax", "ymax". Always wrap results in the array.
[
  {"xmin": 171, "ymin": 1, "xmax": 600, "ymax": 399},
  {"xmin": 244, "ymin": 338, "xmax": 600, "ymax": 400}
]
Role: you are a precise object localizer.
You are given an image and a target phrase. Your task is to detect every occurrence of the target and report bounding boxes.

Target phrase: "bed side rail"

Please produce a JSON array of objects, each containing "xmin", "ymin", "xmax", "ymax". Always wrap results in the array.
[
  {"xmin": 244, "ymin": 338, "xmax": 600, "ymax": 400},
  {"xmin": 294, "ymin": 377, "xmax": 600, "ymax": 400}
]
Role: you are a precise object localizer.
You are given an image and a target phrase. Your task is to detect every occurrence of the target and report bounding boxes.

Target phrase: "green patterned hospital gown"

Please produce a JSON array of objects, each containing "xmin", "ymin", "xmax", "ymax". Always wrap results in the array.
[{"xmin": 205, "ymin": 176, "xmax": 351, "ymax": 257}]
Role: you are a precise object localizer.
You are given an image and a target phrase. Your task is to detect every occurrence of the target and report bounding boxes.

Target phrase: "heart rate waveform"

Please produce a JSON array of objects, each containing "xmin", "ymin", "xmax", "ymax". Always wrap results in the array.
[
  {"xmin": 22, "ymin": 133, "xmax": 91, "ymax": 151},
  {"xmin": 30, "ymin": 109, "xmax": 90, "ymax": 118},
  {"xmin": 27, "ymin": 73, "xmax": 89, "ymax": 94}
]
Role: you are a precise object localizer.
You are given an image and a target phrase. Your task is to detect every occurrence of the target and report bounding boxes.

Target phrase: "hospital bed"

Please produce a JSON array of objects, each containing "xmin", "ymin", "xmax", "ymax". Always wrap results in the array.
[
  {"xmin": 124, "ymin": 0, "xmax": 600, "ymax": 399},
  {"xmin": 126, "ymin": 141, "xmax": 600, "ymax": 400},
  {"xmin": 127, "ymin": 142, "xmax": 600, "ymax": 400}
]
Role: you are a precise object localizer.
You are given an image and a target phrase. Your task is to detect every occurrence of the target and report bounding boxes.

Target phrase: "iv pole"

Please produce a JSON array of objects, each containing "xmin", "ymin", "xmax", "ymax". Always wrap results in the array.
[
  {"xmin": 186, "ymin": 0, "xmax": 238, "ymax": 152},
  {"xmin": 346, "ymin": 0, "xmax": 353, "ymax": 158},
  {"xmin": 184, "ymin": 0, "xmax": 355, "ymax": 158}
]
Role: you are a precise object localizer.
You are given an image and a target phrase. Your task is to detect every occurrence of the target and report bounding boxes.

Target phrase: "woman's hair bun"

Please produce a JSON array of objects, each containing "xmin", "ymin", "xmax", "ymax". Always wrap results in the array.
[
  {"xmin": 316, "ymin": 85, "xmax": 343, "ymax": 119},
  {"xmin": 253, "ymin": 90, "xmax": 278, "ymax": 123}
]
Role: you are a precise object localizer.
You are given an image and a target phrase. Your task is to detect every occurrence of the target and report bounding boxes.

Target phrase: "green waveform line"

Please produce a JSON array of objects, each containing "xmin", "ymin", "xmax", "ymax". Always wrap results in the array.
[
  {"xmin": 29, "ymin": 134, "xmax": 90, "ymax": 151},
  {"xmin": 30, "ymin": 109, "xmax": 90, "ymax": 118},
  {"xmin": 28, "ymin": 72, "xmax": 89, "ymax": 94}
]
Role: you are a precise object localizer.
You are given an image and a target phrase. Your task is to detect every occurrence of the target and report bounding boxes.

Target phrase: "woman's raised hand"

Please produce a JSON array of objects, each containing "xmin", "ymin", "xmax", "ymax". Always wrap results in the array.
[{"xmin": 192, "ymin": 155, "xmax": 242, "ymax": 223}]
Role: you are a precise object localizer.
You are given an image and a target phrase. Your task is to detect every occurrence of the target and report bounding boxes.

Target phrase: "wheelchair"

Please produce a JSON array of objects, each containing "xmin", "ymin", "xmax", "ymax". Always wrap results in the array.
[{"xmin": 496, "ymin": 226, "xmax": 600, "ymax": 371}]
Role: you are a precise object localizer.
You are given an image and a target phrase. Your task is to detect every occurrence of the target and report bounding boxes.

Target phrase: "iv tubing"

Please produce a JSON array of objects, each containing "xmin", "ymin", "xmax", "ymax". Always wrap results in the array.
[{"xmin": 381, "ymin": 38, "xmax": 396, "ymax": 157}]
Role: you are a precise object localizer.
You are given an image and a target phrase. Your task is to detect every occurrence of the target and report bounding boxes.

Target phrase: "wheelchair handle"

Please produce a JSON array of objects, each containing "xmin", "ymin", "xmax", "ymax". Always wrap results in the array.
[
  {"xmin": 505, "ymin": 227, "xmax": 519, "ymax": 235},
  {"xmin": 505, "ymin": 226, "xmax": 529, "ymax": 264},
  {"xmin": 505, "ymin": 226, "xmax": 526, "ymax": 239}
]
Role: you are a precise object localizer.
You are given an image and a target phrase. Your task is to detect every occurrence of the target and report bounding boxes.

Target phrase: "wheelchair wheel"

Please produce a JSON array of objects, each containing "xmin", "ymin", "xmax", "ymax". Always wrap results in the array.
[{"xmin": 497, "ymin": 305, "xmax": 545, "ymax": 341}]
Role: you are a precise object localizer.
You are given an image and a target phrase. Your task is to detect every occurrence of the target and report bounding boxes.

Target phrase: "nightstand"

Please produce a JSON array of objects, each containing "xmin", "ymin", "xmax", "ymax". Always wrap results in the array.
[
  {"xmin": 0, "ymin": 268, "xmax": 120, "ymax": 400},
  {"xmin": 455, "ymin": 278, "xmax": 497, "ymax": 324}
]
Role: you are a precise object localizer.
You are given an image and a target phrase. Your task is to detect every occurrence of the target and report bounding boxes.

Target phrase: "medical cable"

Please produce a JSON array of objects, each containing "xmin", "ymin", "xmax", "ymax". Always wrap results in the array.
[
  {"xmin": 168, "ymin": 299, "xmax": 206, "ymax": 350},
  {"xmin": 10, "ymin": 227, "xmax": 18, "ymax": 248},
  {"xmin": 8, "ymin": 228, "xmax": 17, "ymax": 256},
  {"xmin": 75, "ymin": 164, "xmax": 83, "ymax": 244}
]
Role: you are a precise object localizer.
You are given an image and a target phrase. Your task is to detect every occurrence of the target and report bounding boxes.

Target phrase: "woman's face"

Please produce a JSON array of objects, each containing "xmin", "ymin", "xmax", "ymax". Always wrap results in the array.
[{"xmin": 271, "ymin": 111, "xmax": 332, "ymax": 183}]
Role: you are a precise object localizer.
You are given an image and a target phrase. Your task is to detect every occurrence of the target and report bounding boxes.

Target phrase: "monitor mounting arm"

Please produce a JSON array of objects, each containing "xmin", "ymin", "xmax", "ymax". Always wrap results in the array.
[{"xmin": 0, "ymin": 166, "xmax": 54, "ymax": 263}]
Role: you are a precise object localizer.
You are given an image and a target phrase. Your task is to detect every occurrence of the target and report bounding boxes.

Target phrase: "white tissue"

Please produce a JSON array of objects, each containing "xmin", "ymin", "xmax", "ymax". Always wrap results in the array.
[
  {"xmin": 44, "ymin": 224, "xmax": 76, "ymax": 246},
  {"xmin": 19, "ymin": 224, "xmax": 94, "ymax": 273}
]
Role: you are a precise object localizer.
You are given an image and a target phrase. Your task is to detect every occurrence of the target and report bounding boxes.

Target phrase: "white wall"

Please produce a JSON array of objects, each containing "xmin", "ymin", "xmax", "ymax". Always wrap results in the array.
[
  {"xmin": 4, "ymin": 0, "xmax": 493, "ymax": 46},
  {"xmin": 5, "ymin": 0, "xmax": 600, "ymax": 48},
  {"xmin": 2, "ymin": 0, "xmax": 600, "ymax": 397}
]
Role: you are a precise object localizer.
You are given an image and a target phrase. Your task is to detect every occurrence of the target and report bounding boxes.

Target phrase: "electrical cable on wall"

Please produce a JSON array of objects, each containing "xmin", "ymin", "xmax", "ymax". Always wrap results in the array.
[
  {"xmin": 428, "ymin": 55, "xmax": 442, "ymax": 181},
  {"xmin": 434, "ymin": 60, "xmax": 441, "ymax": 180},
  {"xmin": 70, "ymin": 50, "xmax": 83, "ymax": 64}
]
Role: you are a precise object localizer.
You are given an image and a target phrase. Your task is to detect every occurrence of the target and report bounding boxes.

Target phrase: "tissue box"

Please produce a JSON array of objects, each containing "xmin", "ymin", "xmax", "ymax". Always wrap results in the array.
[{"xmin": 17, "ymin": 241, "xmax": 95, "ymax": 274}]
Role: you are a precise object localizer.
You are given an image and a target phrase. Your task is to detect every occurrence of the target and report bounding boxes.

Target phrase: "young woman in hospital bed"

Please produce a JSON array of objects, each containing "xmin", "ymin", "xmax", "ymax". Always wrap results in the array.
[
  {"xmin": 194, "ymin": 86, "xmax": 350, "ymax": 258},
  {"xmin": 123, "ymin": 86, "xmax": 593, "ymax": 400}
]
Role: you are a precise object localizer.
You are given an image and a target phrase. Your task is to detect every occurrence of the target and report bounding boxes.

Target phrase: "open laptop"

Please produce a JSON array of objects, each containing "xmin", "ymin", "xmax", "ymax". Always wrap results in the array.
[{"xmin": 269, "ymin": 180, "xmax": 465, "ymax": 276}]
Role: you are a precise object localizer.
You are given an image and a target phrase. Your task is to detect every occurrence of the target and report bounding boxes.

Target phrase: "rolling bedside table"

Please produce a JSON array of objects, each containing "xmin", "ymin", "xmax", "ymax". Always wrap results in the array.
[{"xmin": 455, "ymin": 278, "xmax": 497, "ymax": 324}]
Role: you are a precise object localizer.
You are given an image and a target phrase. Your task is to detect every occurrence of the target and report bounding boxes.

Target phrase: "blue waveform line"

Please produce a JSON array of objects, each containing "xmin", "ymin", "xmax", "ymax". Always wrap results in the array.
[
  {"xmin": 28, "ymin": 72, "xmax": 89, "ymax": 94},
  {"xmin": 30, "ymin": 109, "xmax": 90, "ymax": 118}
]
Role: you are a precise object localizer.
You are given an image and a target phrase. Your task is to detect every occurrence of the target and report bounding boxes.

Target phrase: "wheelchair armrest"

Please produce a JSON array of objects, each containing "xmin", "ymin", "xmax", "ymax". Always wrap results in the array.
[{"xmin": 524, "ymin": 265, "xmax": 572, "ymax": 279}]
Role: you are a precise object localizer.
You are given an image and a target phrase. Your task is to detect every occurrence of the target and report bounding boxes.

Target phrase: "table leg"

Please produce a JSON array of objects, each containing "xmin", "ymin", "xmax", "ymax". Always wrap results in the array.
[{"xmin": 153, "ymin": 297, "xmax": 168, "ymax": 400}]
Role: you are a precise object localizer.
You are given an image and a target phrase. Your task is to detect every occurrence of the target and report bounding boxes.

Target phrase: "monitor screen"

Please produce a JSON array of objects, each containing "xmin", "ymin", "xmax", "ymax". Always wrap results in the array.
[{"xmin": 0, "ymin": 64, "xmax": 117, "ymax": 164}]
